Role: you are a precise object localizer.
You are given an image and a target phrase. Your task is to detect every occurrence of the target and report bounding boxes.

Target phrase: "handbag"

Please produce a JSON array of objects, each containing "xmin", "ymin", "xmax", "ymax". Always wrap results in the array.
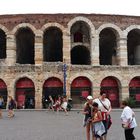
[
  {"xmin": 122, "ymin": 123, "xmax": 130, "ymax": 129},
  {"xmin": 98, "ymin": 99, "xmax": 112, "ymax": 129}
]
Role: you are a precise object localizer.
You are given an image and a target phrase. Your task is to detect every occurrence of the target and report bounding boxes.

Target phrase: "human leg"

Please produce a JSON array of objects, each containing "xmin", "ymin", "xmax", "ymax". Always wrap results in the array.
[
  {"xmin": 86, "ymin": 123, "xmax": 91, "ymax": 140},
  {"xmin": 125, "ymin": 128, "xmax": 135, "ymax": 140}
]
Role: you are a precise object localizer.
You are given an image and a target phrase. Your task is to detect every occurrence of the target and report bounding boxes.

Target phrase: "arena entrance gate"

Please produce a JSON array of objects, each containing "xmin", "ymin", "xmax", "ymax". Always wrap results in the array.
[
  {"xmin": 101, "ymin": 77, "xmax": 119, "ymax": 108},
  {"xmin": 129, "ymin": 77, "xmax": 140, "ymax": 107},
  {"xmin": 0, "ymin": 79, "xmax": 7, "ymax": 108},
  {"xmin": 71, "ymin": 76, "xmax": 91, "ymax": 105},
  {"xmin": 16, "ymin": 78, "xmax": 35, "ymax": 109},
  {"xmin": 42, "ymin": 77, "xmax": 63, "ymax": 108}
]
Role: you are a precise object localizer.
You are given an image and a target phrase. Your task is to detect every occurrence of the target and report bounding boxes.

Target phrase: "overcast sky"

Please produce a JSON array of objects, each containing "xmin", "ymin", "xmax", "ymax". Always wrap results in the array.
[{"xmin": 0, "ymin": 0, "xmax": 140, "ymax": 16}]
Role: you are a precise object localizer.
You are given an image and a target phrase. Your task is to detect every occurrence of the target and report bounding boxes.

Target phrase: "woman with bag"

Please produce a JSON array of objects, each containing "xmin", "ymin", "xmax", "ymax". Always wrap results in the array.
[
  {"xmin": 120, "ymin": 100, "xmax": 137, "ymax": 140},
  {"xmin": 93, "ymin": 91, "xmax": 112, "ymax": 140},
  {"xmin": 92, "ymin": 102, "xmax": 105, "ymax": 140},
  {"xmin": 82, "ymin": 95, "xmax": 94, "ymax": 140}
]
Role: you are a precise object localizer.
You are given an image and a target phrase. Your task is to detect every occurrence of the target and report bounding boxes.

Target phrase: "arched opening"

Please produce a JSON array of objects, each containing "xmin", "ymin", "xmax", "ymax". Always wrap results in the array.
[
  {"xmin": 0, "ymin": 79, "xmax": 7, "ymax": 109},
  {"xmin": 127, "ymin": 29, "xmax": 140, "ymax": 65},
  {"xmin": 0, "ymin": 29, "xmax": 6, "ymax": 59},
  {"xmin": 99, "ymin": 28, "xmax": 118, "ymax": 65},
  {"xmin": 43, "ymin": 27, "xmax": 63, "ymax": 62},
  {"xmin": 100, "ymin": 76, "xmax": 120, "ymax": 108},
  {"xmin": 129, "ymin": 77, "xmax": 140, "ymax": 107},
  {"xmin": 71, "ymin": 76, "xmax": 92, "ymax": 106},
  {"xmin": 71, "ymin": 45, "xmax": 91, "ymax": 65},
  {"xmin": 42, "ymin": 77, "xmax": 63, "ymax": 108},
  {"xmin": 16, "ymin": 27, "xmax": 35, "ymax": 64},
  {"xmin": 16, "ymin": 77, "xmax": 35, "ymax": 109},
  {"xmin": 71, "ymin": 21, "xmax": 90, "ymax": 43}
]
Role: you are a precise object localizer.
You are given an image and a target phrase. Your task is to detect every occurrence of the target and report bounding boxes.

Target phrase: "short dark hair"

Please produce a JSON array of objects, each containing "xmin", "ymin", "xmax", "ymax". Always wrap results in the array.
[
  {"xmin": 100, "ymin": 91, "xmax": 106, "ymax": 95},
  {"xmin": 92, "ymin": 102, "xmax": 98, "ymax": 107},
  {"xmin": 121, "ymin": 100, "xmax": 128, "ymax": 106}
]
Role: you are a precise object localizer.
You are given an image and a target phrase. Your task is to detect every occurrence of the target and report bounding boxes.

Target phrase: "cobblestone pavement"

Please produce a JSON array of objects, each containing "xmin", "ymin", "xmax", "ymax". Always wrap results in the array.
[{"xmin": 0, "ymin": 110, "xmax": 139, "ymax": 140}]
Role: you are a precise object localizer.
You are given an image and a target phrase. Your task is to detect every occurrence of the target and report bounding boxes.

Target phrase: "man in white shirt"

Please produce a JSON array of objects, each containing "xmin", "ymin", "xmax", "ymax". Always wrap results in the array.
[{"xmin": 120, "ymin": 100, "xmax": 137, "ymax": 140}]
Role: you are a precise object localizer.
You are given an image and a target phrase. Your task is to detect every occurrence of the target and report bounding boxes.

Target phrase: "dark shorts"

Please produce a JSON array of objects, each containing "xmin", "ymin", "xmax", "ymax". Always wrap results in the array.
[{"xmin": 0, "ymin": 106, "xmax": 2, "ymax": 109}]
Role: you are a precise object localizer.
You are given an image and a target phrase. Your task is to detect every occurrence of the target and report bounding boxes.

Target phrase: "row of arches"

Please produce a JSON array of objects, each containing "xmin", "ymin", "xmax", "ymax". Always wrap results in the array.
[
  {"xmin": 0, "ymin": 76, "xmax": 140, "ymax": 108},
  {"xmin": 0, "ymin": 17, "xmax": 140, "ymax": 65}
]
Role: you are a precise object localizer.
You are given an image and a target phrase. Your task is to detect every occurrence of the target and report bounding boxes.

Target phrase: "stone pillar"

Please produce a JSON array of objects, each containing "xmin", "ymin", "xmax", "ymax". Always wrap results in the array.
[
  {"xmin": 6, "ymin": 34, "xmax": 16, "ymax": 65},
  {"xmin": 117, "ymin": 37, "xmax": 128, "ymax": 66},
  {"xmin": 35, "ymin": 85, "xmax": 42, "ymax": 109},
  {"xmin": 91, "ymin": 35, "xmax": 100, "ymax": 66},
  {"xmin": 63, "ymin": 30, "xmax": 71, "ymax": 64},
  {"xmin": 92, "ymin": 86, "xmax": 100, "ymax": 99},
  {"xmin": 63, "ymin": 30, "xmax": 71, "ymax": 97},
  {"xmin": 121, "ymin": 86, "xmax": 129, "ymax": 101},
  {"xmin": 35, "ymin": 32, "xmax": 43, "ymax": 65}
]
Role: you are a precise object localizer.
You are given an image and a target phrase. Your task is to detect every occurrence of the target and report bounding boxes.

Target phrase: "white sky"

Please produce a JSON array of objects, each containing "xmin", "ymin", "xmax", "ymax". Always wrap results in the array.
[{"xmin": 0, "ymin": 0, "xmax": 140, "ymax": 16}]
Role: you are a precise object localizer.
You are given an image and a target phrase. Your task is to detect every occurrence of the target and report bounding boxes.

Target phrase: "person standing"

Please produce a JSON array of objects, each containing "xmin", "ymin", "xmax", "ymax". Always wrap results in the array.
[
  {"xmin": 8, "ymin": 96, "xmax": 16, "ymax": 118},
  {"xmin": 61, "ymin": 96, "xmax": 68, "ymax": 115},
  {"xmin": 0, "ymin": 96, "xmax": 4, "ymax": 118},
  {"xmin": 48, "ymin": 95, "xmax": 54, "ymax": 111},
  {"xmin": 120, "ymin": 100, "xmax": 137, "ymax": 140},
  {"xmin": 92, "ymin": 102, "xmax": 105, "ymax": 140},
  {"xmin": 93, "ymin": 91, "xmax": 112, "ymax": 140},
  {"xmin": 82, "ymin": 95, "xmax": 94, "ymax": 140}
]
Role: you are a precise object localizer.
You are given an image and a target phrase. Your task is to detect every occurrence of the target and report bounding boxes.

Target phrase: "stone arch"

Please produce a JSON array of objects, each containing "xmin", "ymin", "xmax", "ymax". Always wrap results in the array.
[
  {"xmin": 0, "ymin": 24, "xmax": 8, "ymax": 34},
  {"xmin": 12, "ymin": 23, "xmax": 37, "ymax": 35},
  {"xmin": 100, "ymin": 76, "xmax": 121, "ymax": 107},
  {"xmin": 42, "ymin": 76, "xmax": 63, "ymax": 108},
  {"xmin": 42, "ymin": 24, "xmax": 63, "ymax": 62},
  {"xmin": 129, "ymin": 76, "xmax": 140, "ymax": 107},
  {"xmin": 70, "ymin": 75, "xmax": 93, "ymax": 105},
  {"xmin": 14, "ymin": 76, "xmax": 35, "ymax": 109},
  {"xmin": 0, "ymin": 78, "xmax": 8, "ymax": 109},
  {"xmin": 124, "ymin": 25, "xmax": 140, "ymax": 65},
  {"xmin": 15, "ymin": 26, "xmax": 35, "ymax": 64},
  {"xmin": 0, "ymin": 26, "xmax": 7, "ymax": 59},
  {"xmin": 69, "ymin": 72, "xmax": 93, "ymax": 84},
  {"xmin": 41, "ymin": 22, "xmax": 65, "ymax": 34},
  {"xmin": 123, "ymin": 25, "xmax": 140, "ymax": 37},
  {"xmin": 97, "ymin": 24, "xmax": 122, "ymax": 65},
  {"xmin": 67, "ymin": 16, "xmax": 95, "ymax": 35},
  {"xmin": 96, "ymin": 23, "xmax": 122, "ymax": 37}
]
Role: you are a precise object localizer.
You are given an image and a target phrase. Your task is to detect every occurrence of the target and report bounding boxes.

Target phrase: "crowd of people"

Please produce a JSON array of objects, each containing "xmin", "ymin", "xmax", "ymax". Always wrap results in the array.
[
  {"xmin": 46, "ymin": 95, "xmax": 72, "ymax": 115},
  {"xmin": 82, "ymin": 91, "xmax": 137, "ymax": 140}
]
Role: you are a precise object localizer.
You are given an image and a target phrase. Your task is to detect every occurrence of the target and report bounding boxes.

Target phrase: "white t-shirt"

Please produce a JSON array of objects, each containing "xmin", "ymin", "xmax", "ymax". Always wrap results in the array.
[
  {"xmin": 121, "ymin": 106, "xmax": 137, "ymax": 128},
  {"xmin": 93, "ymin": 98, "xmax": 111, "ymax": 112}
]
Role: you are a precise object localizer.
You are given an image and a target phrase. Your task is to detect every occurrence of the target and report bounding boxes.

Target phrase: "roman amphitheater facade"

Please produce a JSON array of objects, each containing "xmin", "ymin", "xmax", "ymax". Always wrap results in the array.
[{"xmin": 0, "ymin": 14, "xmax": 140, "ymax": 109}]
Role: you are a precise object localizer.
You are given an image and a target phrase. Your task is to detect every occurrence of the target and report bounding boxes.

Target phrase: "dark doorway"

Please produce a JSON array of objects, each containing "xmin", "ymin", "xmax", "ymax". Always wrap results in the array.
[
  {"xmin": 0, "ymin": 79, "xmax": 7, "ymax": 109},
  {"xmin": 129, "ymin": 77, "xmax": 140, "ymax": 107},
  {"xmin": 43, "ymin": 27, "xmax": 63, "ymax": 62},
  {"xmin": 16, "ymin": 77, "xmax": 35, "ymax": 109},
  {"xmin": 0, "ymin": 29, "xmax": 6, "ymax": 59},
  {"xmin": 16, "ymin": 27, "xmax": 35, "ymax": 64},
  {"xmin": 71, "ymin": 45, "xmax": 91, "ymax": 65},
  {"xmin": 42, "ymin": 77, "xmax": 63, "ymax": 108},
  {"xmin": 99, "ymin": 28, "xmax": 117, "ymax": 65},
  {"xmin": 71, "ymin": 21, "xmax": 90, "ymax": 43},
  {"xmin": 71, "ymin": 77, "xmax": 91, "ymax": 105},
  {"xmin": 127, "ymin": 29, "xmax": 140, "ymax": 65},
  {"xmin": 100, "ymin": 76, "xmax": 120, "ymax": 108}
]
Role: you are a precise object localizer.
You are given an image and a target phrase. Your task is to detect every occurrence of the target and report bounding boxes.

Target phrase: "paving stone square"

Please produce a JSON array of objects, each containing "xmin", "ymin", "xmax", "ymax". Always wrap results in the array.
[{"xmin": 0, "ymin": 110, "xmax": 139, "ymax": 140}]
